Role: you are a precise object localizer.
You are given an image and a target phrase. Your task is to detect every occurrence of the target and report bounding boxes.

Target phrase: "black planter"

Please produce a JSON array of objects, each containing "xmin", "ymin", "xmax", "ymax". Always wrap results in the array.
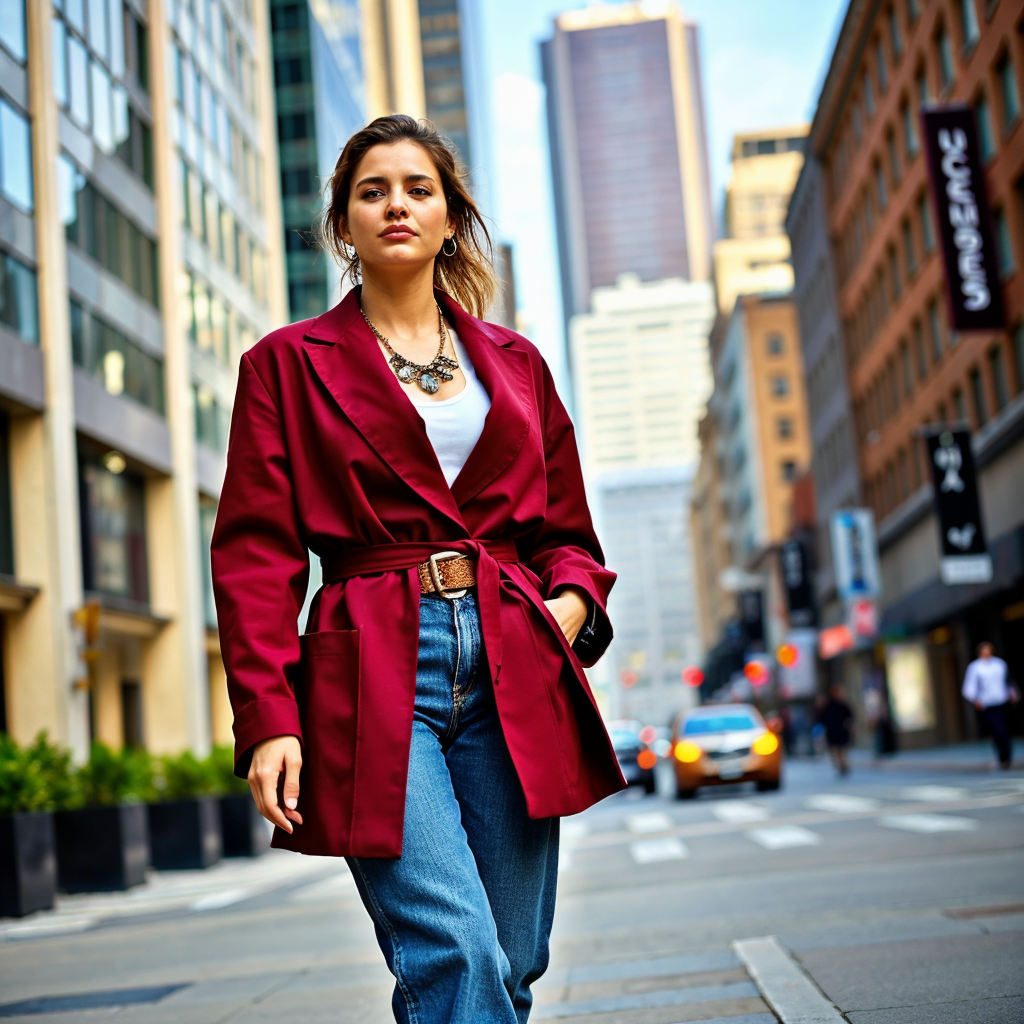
[
  {"xmin": 219, "ymin": 793, "xmax": 270, "ymax": 858},
  {"xmin": 55, "ymin": 804, "xmax": 149, "ymax": 893},
  {"xmin": 0, "ymin": 812, "xmax": 56, "ymax": 918},
  {"xmin": 147, "ymin": 797, "xmax": 222, "ymax": 870}
]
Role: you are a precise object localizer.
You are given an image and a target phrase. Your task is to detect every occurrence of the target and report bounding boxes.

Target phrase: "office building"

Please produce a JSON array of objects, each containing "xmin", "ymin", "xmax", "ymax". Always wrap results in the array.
[
  {"xmin": 360, "ymin": 0, "xmax": 425, "ymax": 119},
  {"xmin": 541, "ymin": 1, "xmax": 714, "ymax": 326},
  {"xmin": 807, "ymin": 0, "xmax": 1024, "ymax": 746},
  {"xmin": 569, "ymin": 274, "xmax": 715, "ymax": 481},
  {"xmin": 271, "ymin": 0, "xmax": 365, "ymax": 320},
  {"xmin": 0, "ymin": 0, "xmax": 286, "ymax": 758}
]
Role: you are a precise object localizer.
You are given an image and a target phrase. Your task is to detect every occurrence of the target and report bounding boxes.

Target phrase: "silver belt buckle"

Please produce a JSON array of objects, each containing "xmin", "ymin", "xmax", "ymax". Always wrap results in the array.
[{"xmin": 428, "ymin": 550, "xmax": 468, "ymax": 600}]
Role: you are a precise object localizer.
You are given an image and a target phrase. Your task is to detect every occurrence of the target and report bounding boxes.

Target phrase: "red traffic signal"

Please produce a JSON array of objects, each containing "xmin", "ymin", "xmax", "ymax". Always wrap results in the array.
[
  {"xmin": 743, "ymin": 660, "xmax": 770, "ymax": 686},
  {"xmin": 682, "ymin": 665, "xmax": 704, "ymax": 688}
]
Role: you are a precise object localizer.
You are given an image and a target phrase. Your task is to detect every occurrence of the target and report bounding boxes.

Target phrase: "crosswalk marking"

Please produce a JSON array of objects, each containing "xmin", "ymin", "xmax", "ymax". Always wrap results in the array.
[
  {"xmin": 189, "ymin": 888, "xmax": 251, "ymax": 912},
  {"xmin": 712, "ymin": 800, "xmax": 770, "ymax": 823},
  {"xmin": 901, "ymin": 785, "xmax": 968, "ymax": 802},
  {"xmin": 879, "ymin": 813, "xmax": 979, "ymax": 833},
  {"xmin": 625, "ymin": 810, "xmax": 675, "ymax": 833},
  {"xmin": 629, "ymin": 836, "xmax": 689, "ymax": 863},
  {"xmin": 747, "ymin": 825, "xmax": 822, "ymax": 849},
  {"xmin": 805, "ymin": 793, "xmax": 881, "ymax": 813}
]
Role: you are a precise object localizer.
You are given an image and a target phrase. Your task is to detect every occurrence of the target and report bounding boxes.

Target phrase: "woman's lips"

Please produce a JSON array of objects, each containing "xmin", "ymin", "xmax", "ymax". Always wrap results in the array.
[{"xmin": 381, "ymin": 228, "xmax": 416, "ymax": 239}]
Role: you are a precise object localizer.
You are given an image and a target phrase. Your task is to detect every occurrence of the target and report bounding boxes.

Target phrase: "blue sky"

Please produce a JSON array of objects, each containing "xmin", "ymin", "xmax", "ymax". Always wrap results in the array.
[{"xmin": 476, "ymin": 0, "xmax": 848, "ymax": 387}]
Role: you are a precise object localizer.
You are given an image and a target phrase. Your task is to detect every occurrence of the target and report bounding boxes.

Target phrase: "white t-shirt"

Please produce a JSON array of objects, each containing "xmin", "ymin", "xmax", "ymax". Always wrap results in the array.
[
  {"xmin": 408, "ymin": 330, "xmax": 491, "ymax": 487},
  {"xmin": 962, "ymin": 656, "xmax": 1013, "ymax": 707}
]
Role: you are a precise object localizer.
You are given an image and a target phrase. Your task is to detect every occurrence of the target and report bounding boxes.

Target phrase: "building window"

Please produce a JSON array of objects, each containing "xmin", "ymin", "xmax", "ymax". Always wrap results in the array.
[
  {"xmin": 0, "ymin": 98, "xmax": 33, "ymax": 212},
  {"xmin": 913, "ymin": 319, "xmax": 928, "ymax": 380},
  {"xmin": 864, "ymin": 71, "xmax": 876, "ymax": 119},
  {"xmin": 902, "ymin": 218, "xmax": 917, "ymax": 277},
  {"xmin": 771, "ymin": 375, "xmax": 790, "ymax": 398},
  {"xmin": 958, "ymin": 0, "xmax": 980, "ymax": 50},
  {"xmin": 781, "ymin": 460, "xmax": 797, "ymax": 483},
  {"xmin": 918, "ymin": 193, "xmax": 935, "ymax": 253},
  {"xmin": 889, "ymin": 7, "xmax": 903, "ymax": 60},
  {"xmin": 0, "ymin": 412, "xmax": 13, "ymax": 577},
  {"xmin": 0, "ymin": 0, "xmax": 25, "ymax": 62},
  {"xmin": 936, "ymin": 26, "xmax": 954, "ymax": 92},
  {"xmin": 952, "ymin": 386, "xmax": 967, "ymax": 425},
  {"xmin": 975, "ymin": 93, "xmax": 996, "ymax": 161},
  {"xmin": 777, "ymin": 416, "xmax": 793, "ymax": 439},
  {"xmin": 888, "ymin": 246, "xmax": 901, "ymax": 300},
  {"xmin": 993, "ymin": 207, "xmax": 1016, "ymax": 278},
  {"xmin": 928, "ymin": 299, "xmax": 944, "ymax": 364},
  {"xmin": 997, "ymin": 52, "xmax": 1021, "ymax": 131},
  {"xmin": 897, "ymin": 448, "xmax": 909, "ymax": 500},
  {"xmin": 875, "ymin": 161, "xmax": 888, "ymax": 210},
  {"xmin": 766, "ymin": 333, "xmax": 784, "ymax": 356},
  {"xmin": 78, "ymin": 449, "xmax": 149, "ymax": 605},
  {"xmin": 1013, "ymin": 323, "xmax": 1024, "ymax": 394},
  {"xmin": 70, "ymin": 301, "xmax": 165, "ymax": 414},
  {"xmin": 906, "ymin": 0, "xmax": 919, "ymax": 21},
  {"xmin": 0, "ymin": 251, "xmax": 38, "ymax": 344},
  {"xmin": 988, "ymin": 345, "xmax": 1009, "ymax": 412},
  {"xmin": 194, "ymin": 383, "xmax": 230, "ymax": 453},
  {"xmin": 887, "ymin": 129, "xmax": 900, "ymax": 186},
  {"xmin": 916, "ymin": 66, "xmax": 930, "ymax": 108},
  {"xmin": 876, "ymin": 38, "xmax": 888, "ymax": 93},
  {"xmin": 901, "ymin": 101, "xmax": 918, "ymax": 160},
  {"xmin": 198, "ymin": 496, "xmax": 218, "ymax": 630},
  {"xmin": 969, "ymin": 367, "xmax": 988, "ymax": 427},
  {"xmin": 900, "ymin": 339, "xmax": 913, "ymax": 396}
]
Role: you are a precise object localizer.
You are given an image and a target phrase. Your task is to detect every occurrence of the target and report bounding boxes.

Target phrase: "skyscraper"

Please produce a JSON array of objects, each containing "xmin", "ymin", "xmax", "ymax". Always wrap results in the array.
[{"xmin": 541, "ymin": 1, "xmax": 713, "ymax": 325}]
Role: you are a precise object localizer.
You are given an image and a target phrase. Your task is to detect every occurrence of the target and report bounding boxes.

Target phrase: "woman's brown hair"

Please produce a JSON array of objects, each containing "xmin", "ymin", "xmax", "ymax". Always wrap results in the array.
[{"xmin": 321, "ymin": 115, "xmax": 495, "ymax": 318}]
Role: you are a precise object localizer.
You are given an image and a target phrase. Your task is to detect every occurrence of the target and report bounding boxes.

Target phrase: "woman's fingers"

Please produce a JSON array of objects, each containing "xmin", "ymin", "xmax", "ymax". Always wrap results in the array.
[{"xmin": 282, "ymin": 750, "xmax": 303, "ymax": 825}]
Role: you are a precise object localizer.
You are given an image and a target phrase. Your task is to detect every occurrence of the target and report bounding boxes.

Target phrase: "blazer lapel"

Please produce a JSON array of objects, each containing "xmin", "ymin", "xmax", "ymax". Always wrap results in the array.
[
  {"xmin": 302, "ymin": 290, "xmax": 466, "ymax": 530},
  {"xmin": 439, "ymin": 295, "xmax": 534, "ymax": 508}
]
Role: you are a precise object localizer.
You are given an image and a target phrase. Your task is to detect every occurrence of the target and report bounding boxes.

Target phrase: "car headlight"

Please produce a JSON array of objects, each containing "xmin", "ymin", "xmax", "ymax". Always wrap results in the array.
[
  {"xmin": 752, "ymin": 731, "xmax": 779, "ymax": 756},
  {"xmin": 673, "ymin": 740, "xmax": 703, "ymax": 763},
  {"xmin": 637, "ymin": 749, "xmax": 657, "ymax": 770}
]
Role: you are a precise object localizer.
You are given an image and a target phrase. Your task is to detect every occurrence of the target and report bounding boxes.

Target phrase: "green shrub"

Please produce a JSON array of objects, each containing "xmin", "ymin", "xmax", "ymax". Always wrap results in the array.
[
  {"xmin": 154, "ymin": 750, "xmax": 220, "ymax": 802},
  {"xmin": 207, "ymin": 745, "xmax": 249, "ymax": 796},
  {"xmin": 74, "ymin": 742, "xmax": 156, "ymax": 808},
  {"xmin": 0, "ymin": 733, "xmax": 77, "ymax": 815}
]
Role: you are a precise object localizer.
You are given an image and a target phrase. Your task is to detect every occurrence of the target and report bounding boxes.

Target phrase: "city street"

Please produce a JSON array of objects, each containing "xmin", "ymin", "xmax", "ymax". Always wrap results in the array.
[{"xmin": 1, "ymin": 751, "xmax": 1021, "ymax": 1023}]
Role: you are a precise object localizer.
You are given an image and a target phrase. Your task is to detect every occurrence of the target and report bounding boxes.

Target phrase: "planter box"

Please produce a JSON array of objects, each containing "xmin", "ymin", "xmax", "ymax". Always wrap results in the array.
[
  {"xmin": 0, "ymin": 812, "xmax": 56, "ymax": 918},
  {"xmin": 148, "ymin": 798, "xmax": 222, "ymax": 870},
  {"xmin": 55, "ymin": 804, "xmax": 149, "ymax": 893},
  {"xmin": 219, "ymin": 794, "xmax": 270, "ymax": 858}
]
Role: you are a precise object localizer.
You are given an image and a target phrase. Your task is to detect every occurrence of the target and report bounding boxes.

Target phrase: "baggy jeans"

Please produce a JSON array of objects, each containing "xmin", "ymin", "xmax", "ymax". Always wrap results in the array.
[{"xmin": 347, "ymin": 590, "xmax": 559, "ymax": 1024}]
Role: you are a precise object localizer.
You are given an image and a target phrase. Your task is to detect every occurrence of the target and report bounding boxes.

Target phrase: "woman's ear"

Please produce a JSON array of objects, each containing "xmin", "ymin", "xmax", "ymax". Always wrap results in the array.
[{"xmin": 339, "ymin": 216, "xmax": 352, "ymax": 247}]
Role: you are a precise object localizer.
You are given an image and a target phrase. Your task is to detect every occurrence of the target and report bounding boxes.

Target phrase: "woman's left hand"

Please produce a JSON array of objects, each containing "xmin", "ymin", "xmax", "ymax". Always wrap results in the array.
[{"xmin": 544, "ymin": 586, "xmax": 590, "ymax": 646}]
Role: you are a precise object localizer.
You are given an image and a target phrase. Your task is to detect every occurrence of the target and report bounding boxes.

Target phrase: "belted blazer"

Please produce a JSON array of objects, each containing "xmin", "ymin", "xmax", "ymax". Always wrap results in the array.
[{"xmin": 211, "ymin": 287, "xmax": 626, "ymax": 858}]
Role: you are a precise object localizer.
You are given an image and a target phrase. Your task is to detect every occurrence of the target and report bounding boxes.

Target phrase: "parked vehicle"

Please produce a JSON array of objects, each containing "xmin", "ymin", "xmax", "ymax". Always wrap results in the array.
[
  {"xmin": 609, "ymin": 720, "xmax": 657, "ymax": 794},
  {"xmin": 671, "ymin": 704, "xmax": 783, "ymax": 799}
]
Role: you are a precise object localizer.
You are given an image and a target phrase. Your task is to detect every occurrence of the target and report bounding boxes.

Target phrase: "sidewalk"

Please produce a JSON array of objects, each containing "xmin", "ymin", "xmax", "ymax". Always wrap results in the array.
[{"xmin": 850, "ymin": 740, "xmax": 1016, "ymax": 773}]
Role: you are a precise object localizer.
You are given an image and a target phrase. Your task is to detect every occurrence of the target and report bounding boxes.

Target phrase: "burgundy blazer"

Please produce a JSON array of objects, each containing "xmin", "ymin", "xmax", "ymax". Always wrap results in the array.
[{"xmin": 210, "ymin": 287, "xmax": 626, "ymax": 857}]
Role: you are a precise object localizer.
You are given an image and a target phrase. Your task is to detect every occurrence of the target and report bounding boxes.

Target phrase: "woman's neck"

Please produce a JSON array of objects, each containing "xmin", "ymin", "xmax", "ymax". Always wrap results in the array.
[{"xmin": 358, "ymin": 264, "xmax": 439, "ymax": 342}]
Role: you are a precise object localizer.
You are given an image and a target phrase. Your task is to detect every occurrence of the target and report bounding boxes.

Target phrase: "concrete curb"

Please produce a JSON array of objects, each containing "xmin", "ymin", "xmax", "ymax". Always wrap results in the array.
[{"xmin": 733, "ymin": 935, "xmax": 847, "ymax": 1023}]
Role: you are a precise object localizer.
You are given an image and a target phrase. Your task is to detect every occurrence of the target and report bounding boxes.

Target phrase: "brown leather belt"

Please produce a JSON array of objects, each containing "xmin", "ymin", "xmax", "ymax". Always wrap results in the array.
[{"xmin": 416, "ymin": 550, "xmax": 476, "ymax": 599}]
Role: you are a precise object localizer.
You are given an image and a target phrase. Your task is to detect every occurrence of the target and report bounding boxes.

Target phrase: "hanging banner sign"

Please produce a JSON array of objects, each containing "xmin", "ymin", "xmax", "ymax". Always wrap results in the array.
[
  {"xmin": 738, "ymin": 589, "xmax": 764, "ymax": 645},
  {"xmin": 830, "ymin": 509, "xmax": 880, "ymax": 601},
  {"xmin": 925, "ymin": 428, "xmax": 993, "ymax": 585},
  {"xmin": 780, "ymin": 538, "xmax": 815, "ymax": 627},
  {"xmin": 921, "ymin": 105, "xmax": 1006, "ymax": 331}
]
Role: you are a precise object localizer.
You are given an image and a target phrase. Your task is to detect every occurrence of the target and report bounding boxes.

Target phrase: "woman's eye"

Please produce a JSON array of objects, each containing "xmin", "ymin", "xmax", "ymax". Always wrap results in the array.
[
  {"xmin": 361, "ymin": 189, "xmax": 384, "ymax": 199},
  {"xmin": 409, "ymin": 187, "xmax": 430, "ymax": 196}
]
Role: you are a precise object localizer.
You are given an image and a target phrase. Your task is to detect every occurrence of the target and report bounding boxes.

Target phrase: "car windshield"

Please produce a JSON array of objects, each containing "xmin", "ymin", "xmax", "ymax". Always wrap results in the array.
[
  {"xmin": 610, "ymin": 729, "xmax": 639, "ymax": 748},
  {"xmin": 683, "ymin": 714, "xmax": 758, "ymax": 735}
]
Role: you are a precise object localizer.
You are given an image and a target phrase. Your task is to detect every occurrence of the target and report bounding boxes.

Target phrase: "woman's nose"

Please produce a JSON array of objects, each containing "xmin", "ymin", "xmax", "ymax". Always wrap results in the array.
[{"xmin": 386, "ymin": 193, "xmax": 409, "ymax": 219}]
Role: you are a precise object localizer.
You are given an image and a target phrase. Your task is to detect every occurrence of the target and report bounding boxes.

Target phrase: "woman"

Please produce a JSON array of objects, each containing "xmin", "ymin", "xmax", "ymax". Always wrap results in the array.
[{"xmin": 211, "ymin": 115, "xmax": 625, "ymax": 1023}]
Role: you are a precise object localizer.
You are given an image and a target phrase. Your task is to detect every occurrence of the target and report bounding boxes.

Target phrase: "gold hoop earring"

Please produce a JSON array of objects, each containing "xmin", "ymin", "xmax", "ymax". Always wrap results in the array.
[{"xmin": 442, "ymin": 236, "xmax": 458, "ymax": 257}]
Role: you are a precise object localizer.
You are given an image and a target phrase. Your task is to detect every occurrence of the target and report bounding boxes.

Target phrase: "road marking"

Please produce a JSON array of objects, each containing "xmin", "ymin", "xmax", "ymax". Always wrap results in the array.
[
  {"xmin": 734, "ymin": 935, "xmax": 845, "ymax": 1023},
  {"xmin": 625, "ymin": 811, "xmax": 675, "ymax": 833},
  {"xmin": 712, "ymin": 800, "xmax": 770, "ymax": 823},
  {"xmin": 629, "ymin": 837, "xmax": 688, "ymax": 863},
  {"xmin": 532, "ymin": 981, "xmax": 758, "ymax": 1018},
  {"xmin": 189, "ymin": 888, "xmax": 252, "ymax": 912},
  {"xmin": 879, "ymin": 813, "xmax": 979, "ymax": 833},
  {"xmin": 747, "ymin": 825, "xmax": 822, "ymax": 849},
  {"xmin": 0, "ymin": 916, "xmax": 99, "ymax": 941},
  {"xmin": 901, "ymin": 785, "xmax": 968, "ymax": 802},
  {"xmin": 804, "ymin": 794, "xmax": 881, "ymax": 814}
]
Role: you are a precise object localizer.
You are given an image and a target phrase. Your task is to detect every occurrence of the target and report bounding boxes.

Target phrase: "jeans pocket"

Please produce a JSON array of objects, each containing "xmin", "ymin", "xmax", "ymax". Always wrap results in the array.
[{"xmin": 293, "ymin": 629, "xmax": 360, "ymax": 852}]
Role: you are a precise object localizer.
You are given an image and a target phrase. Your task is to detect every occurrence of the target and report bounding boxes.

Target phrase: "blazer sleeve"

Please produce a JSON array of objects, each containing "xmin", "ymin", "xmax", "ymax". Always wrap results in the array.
[
  {"xmin": 211, "ymin": 353, "xmax": 310, "ymax": 777},
  {"xmin": 520, "ymin": 357, "xmax": 616, "ymax": 667}
]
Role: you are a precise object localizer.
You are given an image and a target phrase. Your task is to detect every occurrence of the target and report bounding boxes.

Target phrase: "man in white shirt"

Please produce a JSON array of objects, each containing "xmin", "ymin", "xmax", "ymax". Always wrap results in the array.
[{"xmin": 962, "ymin": 643, "xmax": 1018, "ymax": 768}]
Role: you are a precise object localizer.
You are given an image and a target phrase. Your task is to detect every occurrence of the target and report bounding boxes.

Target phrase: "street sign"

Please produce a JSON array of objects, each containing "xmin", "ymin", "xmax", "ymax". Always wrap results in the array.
[
  {"xmin": 850, "ymin": 599, "xmax": 878, "ymax": 638},
  {"xmin": 925, "ymin": 429, "xmax": 993, "ymax": 585},
  {"xmin": 921, "ymin": 105, "xmax": 1005, "ymax": 332},
  {"xmin": 819, "ymin": 624, "xmax": 854, "ymax": 660},
  {"xmin": 780, "ymin": 538, "xmax": 815, "ymax": 627},
  {"xmin": 830, "ymin": 509, "xmax": 880, "ymax": 600},
  {"xmin": 739, "ymin": 589, "xmax": 764, "ymax": 644}
]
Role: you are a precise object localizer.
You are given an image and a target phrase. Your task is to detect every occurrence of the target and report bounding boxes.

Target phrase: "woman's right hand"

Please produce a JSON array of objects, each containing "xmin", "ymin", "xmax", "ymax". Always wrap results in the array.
[{"xmin": 248, "ymin": 735, "xmax": 303, "ymax": 833}]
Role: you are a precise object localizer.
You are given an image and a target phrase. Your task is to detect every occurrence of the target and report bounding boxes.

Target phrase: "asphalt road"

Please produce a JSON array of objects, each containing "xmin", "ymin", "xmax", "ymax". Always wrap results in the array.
[{"xmin": 1, "ymin": 753, "xmax": 1022, "ymax": 1023}]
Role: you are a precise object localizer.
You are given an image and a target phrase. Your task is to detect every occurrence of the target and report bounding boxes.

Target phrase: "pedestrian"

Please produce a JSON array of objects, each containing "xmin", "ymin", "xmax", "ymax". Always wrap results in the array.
[
  {"xmin": 817, "ymin": 685, "xmax": 855, "ymax": 776},
  {"xmin": 962, "ymin": 643, "xmax": 1019, "ymax": 769},
  {"xmin": 210, "ymin": 115, "xmax": 625, "ymax": 1024}
]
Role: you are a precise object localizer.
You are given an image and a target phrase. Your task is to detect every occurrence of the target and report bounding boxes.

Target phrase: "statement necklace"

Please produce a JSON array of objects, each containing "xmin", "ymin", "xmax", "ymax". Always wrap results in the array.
[{"xmin": 360, "ymin": 303, "xmax": 458, "ymax": 395}]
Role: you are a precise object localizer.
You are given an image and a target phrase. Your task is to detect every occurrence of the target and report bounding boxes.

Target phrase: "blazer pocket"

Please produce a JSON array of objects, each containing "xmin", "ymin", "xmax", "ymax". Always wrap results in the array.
[{"xmin": 295, "ymin": 630, "xmax": 360, "ymax": 847}]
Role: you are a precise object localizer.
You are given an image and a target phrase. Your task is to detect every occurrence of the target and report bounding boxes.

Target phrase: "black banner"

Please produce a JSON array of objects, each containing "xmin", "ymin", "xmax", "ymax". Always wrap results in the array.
[
  {"xmin": 738, "ymin": 590, "xmax": 764, "ymax": 645},
  {"xmin": 921, "ymin": 105, "xmax": 1005, "ymax": 331},
  {"xmin": 780, "ymin": 538, "xmax": 815, "ymax": 627},
  {"xmin": 925, "ymin": 429, "xmax": 992, "ymax": 585}
]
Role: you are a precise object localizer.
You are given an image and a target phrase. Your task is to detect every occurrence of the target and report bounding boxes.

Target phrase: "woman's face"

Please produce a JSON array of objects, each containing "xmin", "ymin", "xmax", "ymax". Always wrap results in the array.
[{"xmin": 341, "ymin": 140, "xmax": 454, "ymax": 274}]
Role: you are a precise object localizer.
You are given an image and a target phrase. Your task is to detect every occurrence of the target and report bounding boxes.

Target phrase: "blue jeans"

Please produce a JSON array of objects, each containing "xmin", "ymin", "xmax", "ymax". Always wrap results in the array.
[{"xmin": 347, "ymin": 591, "xmax": 559, "ymax": 1024}]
